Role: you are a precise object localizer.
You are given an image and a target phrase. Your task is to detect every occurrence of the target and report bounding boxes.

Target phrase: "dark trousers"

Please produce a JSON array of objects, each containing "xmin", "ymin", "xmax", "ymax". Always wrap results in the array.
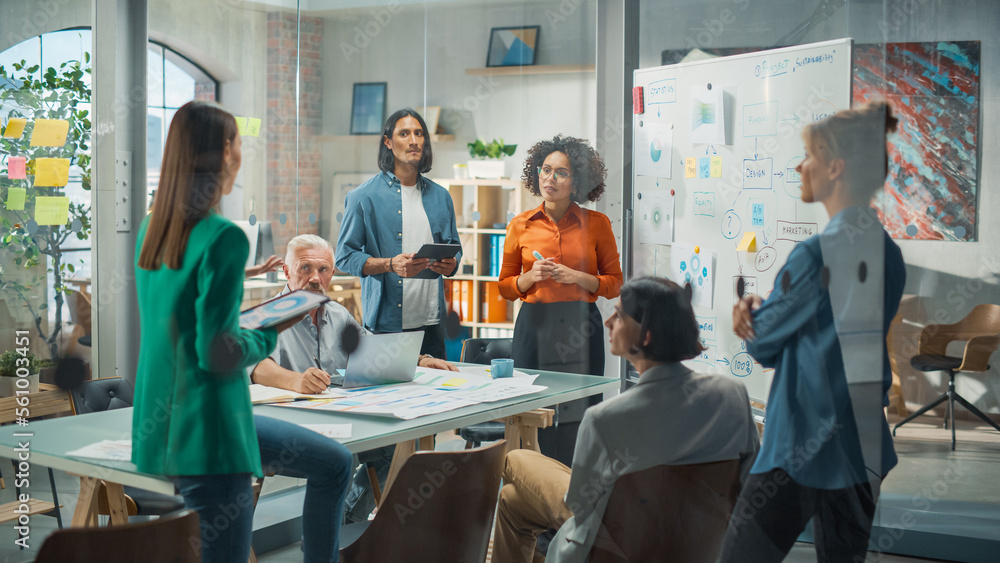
[
  {"xmin": 404, "ymin": 322, "xmax": 446, "ymax": 359},
  {"xmin": 718, "ymin": 469, "xmax": 878, "ymax": 563},
  {"xmin": 513, "ymin": 301, "xmax": 605, "ymax": 466}
]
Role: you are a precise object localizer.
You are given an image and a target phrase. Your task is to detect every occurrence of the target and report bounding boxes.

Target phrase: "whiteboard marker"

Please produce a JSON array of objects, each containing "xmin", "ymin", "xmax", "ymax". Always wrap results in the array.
[{"xmin": 532, "ymin": 250, "xmax": 544, "ymax": 260}]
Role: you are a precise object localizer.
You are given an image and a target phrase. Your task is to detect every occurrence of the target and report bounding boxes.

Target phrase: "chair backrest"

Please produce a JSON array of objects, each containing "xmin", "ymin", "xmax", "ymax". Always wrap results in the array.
[
  {"xmin": 71, "ymin": 377, "xmax": 135, "ymax": 414},
  {"xmin": 66, "ymin": 289, "xmax": 93, "ymax": 333},
  {"xmin": 340, "ymin": 440, "xmax": 507, "ymax": 563},
  {"xmin": 588, "ymin": 459, "xmax": 742, "ymax": 563},
  {"xmin": 919, "ymin": 304, "xmax": 1000, "ymax": 371},
  {"xmin": 460, "ymin": 338, "xmax": 513, "ymax": 365},
  {"xmin": 35, "ymin": 508, "xmax": 201, "ymax": 562}
]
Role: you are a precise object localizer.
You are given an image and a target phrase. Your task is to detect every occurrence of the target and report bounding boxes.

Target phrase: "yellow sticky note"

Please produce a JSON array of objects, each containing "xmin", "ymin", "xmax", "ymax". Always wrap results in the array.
[
  {"xmin": 234, "ymin": 117, "xmax": 248, "ymax": 136},
  {"xmin": 685, "ymin": 157, "xmax": 697, "ymax": 178},
  {"xmin": 34, "ymin": 158, "xmax": 70, "ymax": 187},
  {"xmin": 6, "ymin": 187, "xmax": 26, "ymax": 211},
  {"xmin": 34, "ymin": 196, "xmax": 70, "ymax": 225},
  {"xmin": 442, "ymin": 377, "xmax": 467, "ymax": 387},
  {"xmin": 29, "ymin": 119, "xmax": 70, "ymax": 147},
  {"xmin": 737, "ymin": 231, "xmax": 757, "ymax": 252},
  {"xmin": 710, "ymin": 156, "xmax": 723, "ymax": 178},
  {"xmin": 246, "ymin": 117, "xmax": 261, "ymax": 137},
  {"xmin": 3, "ymin": 118, "xmax": 27, "ymax": 138}
]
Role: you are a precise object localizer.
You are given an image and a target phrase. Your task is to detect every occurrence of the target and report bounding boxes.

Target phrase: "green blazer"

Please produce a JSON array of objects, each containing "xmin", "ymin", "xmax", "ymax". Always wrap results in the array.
[{"xmin": 132, "ymin": 212, "xmax": 276, "ymax": 477}]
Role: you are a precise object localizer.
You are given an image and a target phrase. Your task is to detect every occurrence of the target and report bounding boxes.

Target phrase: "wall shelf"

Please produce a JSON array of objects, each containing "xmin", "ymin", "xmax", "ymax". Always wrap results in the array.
[{"xmin": 465, "ymin": 64, "xmax": 595, "ymax": 76}]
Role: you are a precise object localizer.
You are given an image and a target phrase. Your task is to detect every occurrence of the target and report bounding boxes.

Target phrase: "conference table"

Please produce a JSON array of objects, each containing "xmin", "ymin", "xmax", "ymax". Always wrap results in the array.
[{"xmin": 0, "ymin": 369, "xmax": 616, "ymax": 528}]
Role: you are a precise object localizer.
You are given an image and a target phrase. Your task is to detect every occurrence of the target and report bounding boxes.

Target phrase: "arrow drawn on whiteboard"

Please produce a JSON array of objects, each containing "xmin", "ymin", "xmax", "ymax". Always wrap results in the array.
[
  {"xmin": 658, "ymin": 106, "xmax": 661, "ymax": 118},
  {"xmin": 717, "ymin": 357, "xmax": 731, "ymax": 366},
  {"xmin": 762, "ymin": 230, "xmax": 769, "ymax": 246},
  {"xmin": 775, "ymin": 171, "xmax": 784, "ymax": 178},
  {"xmin": 706, "ymin": 145, "xmax": 716, "ymax": 155},
  {"xmin": 754, "ymin": 138, "xmax": 759, "ymax": 159},
  {"xmin": 780, "ymin": 115, "xmax": 800, "ymax": 126}
]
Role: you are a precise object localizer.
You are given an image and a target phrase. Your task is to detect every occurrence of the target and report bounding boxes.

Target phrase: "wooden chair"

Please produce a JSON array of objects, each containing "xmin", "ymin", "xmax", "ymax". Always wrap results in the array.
[
  {"xmin": 588, "ymin": 459, "xmax": 742, "ymax": 563},
  {"xmin": 893, "ymin": 304, "xmax": 1000, "ymax": 450},
  {"xmin": 35, "ymin": 508, "xmax": 201, "ymax": 562},
  {"xmin": 65, "ymin": 289, "xmax": 92, "ymax": 357},
  {"xmin": 339, "ymin": 440, "xmax": 507, "ymax": 563}
]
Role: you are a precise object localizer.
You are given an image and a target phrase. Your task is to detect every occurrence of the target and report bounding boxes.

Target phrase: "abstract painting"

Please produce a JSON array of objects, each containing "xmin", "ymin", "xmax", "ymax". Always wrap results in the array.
[
  {"xmin": 486, "ymin": 26, "xmax": 540, "ymax": 67},
  {"xmin": 854, "ymin": 41, "xmax": 981, "ymax": 241}
]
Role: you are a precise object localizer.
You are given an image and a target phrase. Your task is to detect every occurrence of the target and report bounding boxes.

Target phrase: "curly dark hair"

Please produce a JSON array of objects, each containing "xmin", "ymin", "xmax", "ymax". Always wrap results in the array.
[{"xmin": 521, "ymin": 135, "xmax": 607, "ymax": 203}]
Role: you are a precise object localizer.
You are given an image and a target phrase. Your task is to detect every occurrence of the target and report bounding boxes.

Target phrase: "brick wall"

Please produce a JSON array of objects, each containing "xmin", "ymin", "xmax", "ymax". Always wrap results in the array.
[{"xmin": 266, "ymin": 12, "xmax": 324, "ymax": 254}]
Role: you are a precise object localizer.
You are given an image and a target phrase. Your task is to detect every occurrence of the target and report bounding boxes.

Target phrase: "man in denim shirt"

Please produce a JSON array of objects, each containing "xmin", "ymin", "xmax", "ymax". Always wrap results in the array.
[{"xmin": 336, "ymin": 108, "xmax": 461, "ymax": 359}]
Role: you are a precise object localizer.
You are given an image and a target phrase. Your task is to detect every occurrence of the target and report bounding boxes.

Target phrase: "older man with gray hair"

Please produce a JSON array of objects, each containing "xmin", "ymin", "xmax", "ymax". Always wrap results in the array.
[{"xmin": 251, "ymin": 234, "xmax": 456, "ymax": 525}]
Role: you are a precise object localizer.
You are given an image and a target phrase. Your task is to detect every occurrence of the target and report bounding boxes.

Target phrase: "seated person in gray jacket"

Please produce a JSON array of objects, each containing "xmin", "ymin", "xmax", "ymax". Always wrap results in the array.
[{"xmin": 492, "ymin": 277, "xmax": 760, "ymax": 563}]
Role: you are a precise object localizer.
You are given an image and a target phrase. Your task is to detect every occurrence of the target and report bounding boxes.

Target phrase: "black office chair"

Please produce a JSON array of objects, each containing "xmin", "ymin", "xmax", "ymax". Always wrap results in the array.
[
  {"xmin": 71, "ymin": 377, "xmax": 186, "ymax": 517},
  {"xmin": 458, "ymin": 338, "xmax": 512, "ymax": 448}
]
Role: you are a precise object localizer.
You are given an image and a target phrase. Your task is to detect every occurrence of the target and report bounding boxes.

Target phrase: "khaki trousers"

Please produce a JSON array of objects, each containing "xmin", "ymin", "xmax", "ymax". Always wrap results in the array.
[{"xmin": 492, "ymin": 449, "xmax": 574, "ymax": 563}]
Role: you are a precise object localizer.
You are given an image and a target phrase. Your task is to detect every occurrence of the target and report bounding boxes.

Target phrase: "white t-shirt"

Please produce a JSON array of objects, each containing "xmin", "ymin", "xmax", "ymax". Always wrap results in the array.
[{"xmin": 400, "ymin": 184, "xmax": 439, "ymax": 329}]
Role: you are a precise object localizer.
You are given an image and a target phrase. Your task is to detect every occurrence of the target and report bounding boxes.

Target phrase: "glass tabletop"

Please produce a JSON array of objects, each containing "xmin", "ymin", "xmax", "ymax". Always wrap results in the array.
[{"xmin": 0, "ymin": 369, "xmax": 615, "ymax": 493}]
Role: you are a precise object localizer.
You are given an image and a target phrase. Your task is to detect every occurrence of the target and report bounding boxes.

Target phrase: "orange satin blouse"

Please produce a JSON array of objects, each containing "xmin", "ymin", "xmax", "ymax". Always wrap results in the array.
[{"xmin": 498, "ymin": 202, "xmax": 623, "ymax": 303}]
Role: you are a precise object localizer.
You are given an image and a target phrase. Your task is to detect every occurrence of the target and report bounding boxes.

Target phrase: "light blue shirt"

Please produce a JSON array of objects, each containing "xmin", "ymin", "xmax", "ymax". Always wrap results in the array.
[
  {"xmin": 335, "ymin": 171, "xmax": 461, "ymax": 333},
  {"xmin": 747, "ymin": 207, "xmax": 905, "ymax": 489}
]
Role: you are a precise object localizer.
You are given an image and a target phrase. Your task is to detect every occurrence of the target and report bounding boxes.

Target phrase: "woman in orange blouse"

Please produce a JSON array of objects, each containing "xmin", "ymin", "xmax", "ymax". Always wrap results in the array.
[{"xmin": 499, "ymin": 135, "xmax": 623, "ymax": 379}]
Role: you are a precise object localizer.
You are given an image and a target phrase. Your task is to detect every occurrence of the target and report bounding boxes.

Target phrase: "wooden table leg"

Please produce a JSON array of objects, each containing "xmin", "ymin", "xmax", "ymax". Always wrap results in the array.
[
  {"xmin": 504, "ymin": 409, "xmax": 555, "ymax": 454},
  {"xmin": 377, "ymin": 435, "xmax": 437, "ymax": 508},
  {"xmin": 71, "ymin": 476, "xmax": 100, "ymax": 527},
  {"xmin": 101, "ymin": 481, "xmax": 130, "ymax": 526}
]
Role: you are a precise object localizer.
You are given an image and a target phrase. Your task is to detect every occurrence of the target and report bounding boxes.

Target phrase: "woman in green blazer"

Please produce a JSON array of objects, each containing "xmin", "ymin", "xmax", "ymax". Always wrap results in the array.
[{"xmin": 133, "ymin": 101, "xmax": 290, "ymax": 562}]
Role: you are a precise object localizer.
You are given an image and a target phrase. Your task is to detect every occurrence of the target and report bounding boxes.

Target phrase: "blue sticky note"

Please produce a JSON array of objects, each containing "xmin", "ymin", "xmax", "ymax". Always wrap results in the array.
[
  {"xmin": 698, "ymin": 157, "xmax": 711, "ymax": 179},
  {"xmin": 751, "ymin": 203, "xmax": 765, "ymax": 226}
]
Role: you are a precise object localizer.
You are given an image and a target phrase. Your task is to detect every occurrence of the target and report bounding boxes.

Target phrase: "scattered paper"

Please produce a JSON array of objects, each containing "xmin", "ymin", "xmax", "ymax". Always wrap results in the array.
[
  {"xmin": 689, "ymin": 85, "xmax": 726, "ymax": 145},
  {"xmin": 6, "ymin": 187, "xmax": 25, "ymax": 211},
  {"xmin": 30, "ymin": 119, "xmax": 70, "ymax": 147},
  {"xmin": 246, "ymin": 117, "xmax": 261, "ymax": 137},
  {"xmin": 3, "ymin": 118, "xmax": 26, "ymax": 138},
  {"xmin": 8, "ymin": 156, "xmax": 26, "ymax": 179},
  {"xmin": 636, "ymin": 190, "xmax": 674, "ymax": 245},
  {"xmin": 67, "ymin": 439, "xmax": 132, "ymax": 461},
  {"xmin": 34, "ymin": 196, "xmax": 70, "ymax": 225},
  {"xmin": 634, "ymin": 122, "xmax": 673, "ymax": 179},
  {"xmin": 250, "ymin": 383, "xmax": 346, "ymax": 404},
  {"xmin": 34, "ymin": 158, "xmax": 70, "ymax": 187},
  {"xmin": 234, "ymin": 117, "xmax": 249, "ymax": 136},
  {"xmin": 670, "ymin": 242, "xmax": 716, "ymax": 309},
  {"xmin": 301, "ymin": 424, "xmax": 352, "ymax": 439},
  {"xmin": 737, "ymin": 232, "xmax": 757, "ymax": 252}
]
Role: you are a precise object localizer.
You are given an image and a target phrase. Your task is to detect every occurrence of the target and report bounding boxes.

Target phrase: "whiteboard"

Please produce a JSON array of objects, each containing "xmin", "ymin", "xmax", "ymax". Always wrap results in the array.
[{"xmin": 630, "ymin": 39, "xmax": 853, "ymax": 400}]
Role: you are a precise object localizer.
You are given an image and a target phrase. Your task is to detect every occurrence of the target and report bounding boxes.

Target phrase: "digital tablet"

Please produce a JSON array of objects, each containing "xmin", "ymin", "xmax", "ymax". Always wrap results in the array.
[
  {"xmin": 414, "ymin": 243, "xmax": 461, "ymax": 261},
  {"xmin": 239, "ymin": 290, "xmax": 330, "ymax": 330}
]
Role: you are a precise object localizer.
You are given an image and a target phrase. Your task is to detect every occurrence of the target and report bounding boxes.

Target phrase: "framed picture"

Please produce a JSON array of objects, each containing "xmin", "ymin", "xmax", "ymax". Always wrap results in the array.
[
  {"xmin": 486, "ymin": 26, "xmax": 540, "ymax": 67},
  {"xmin": 350, "ymin": 82, "xmax": 387, "ymax": 135},
  {"xmin": 415, "ymin": 106, "xmax": 441, "ymax": 135}
]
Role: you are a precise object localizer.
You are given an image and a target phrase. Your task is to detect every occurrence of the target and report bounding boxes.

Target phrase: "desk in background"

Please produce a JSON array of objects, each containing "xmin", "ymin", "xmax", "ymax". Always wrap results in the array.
[{"xmin": 0, "ymin": 369, "xmax": 615, "ymax": 528}]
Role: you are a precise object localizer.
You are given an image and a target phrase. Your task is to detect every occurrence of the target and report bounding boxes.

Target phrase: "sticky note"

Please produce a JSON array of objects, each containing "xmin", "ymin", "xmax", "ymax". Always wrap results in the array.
[
  {"xmin": 442, "ymin": 377, "xmax": 467, "ymax": 388},
  {"xmin": 685, "ymin": 157, "xmax": 697, "ymax": 178},
  {"xmin": 698, "ymin": 157, "xmax": 711, "ymax": 179},
  {"xmin": 29, "ymin": 119, "xmax": 70, "ymax": 147},
  {"xmin": 34, "ymin": 196, "xmax": 70, "ymax": 225},
  {"xmin": 6, "ymin": 187, "xmax": 26, "ymax": 210},
  {"xmin": 234, "ymin": 117, "xmax": 248, "ymax": 136},
  {"xmin": 3, "ymin": 118, "xmax": 27, "ymax": 138},
  {"xmin": 246, "ymin": 118, "xmax": 261, "ymax": 137},
  {"xmin": 8, "ymin": 156, "xmax": 27, "ymax": 179},
  {"xmin": 710, "ymin": 156, "xmax": 722, "ymax": 177},
  {"xmin": 737, "ymin": 232, "xmax": 757, "ymax": 252},
  {"xmin": 34, "ymin": 158, "xmax": 70, "ymax": 187}
]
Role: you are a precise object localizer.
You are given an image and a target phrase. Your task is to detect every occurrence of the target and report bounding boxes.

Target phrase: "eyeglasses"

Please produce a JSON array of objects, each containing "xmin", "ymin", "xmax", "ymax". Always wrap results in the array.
[{"xmin": 537, "ymin": 166, "xmax": 572, "ymax": 182}]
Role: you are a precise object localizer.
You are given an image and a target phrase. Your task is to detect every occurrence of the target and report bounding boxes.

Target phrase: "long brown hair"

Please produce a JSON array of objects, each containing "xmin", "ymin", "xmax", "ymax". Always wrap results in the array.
[{"xmin": 138, "ymin": 101, "xmax": 238, "ymax": 270}]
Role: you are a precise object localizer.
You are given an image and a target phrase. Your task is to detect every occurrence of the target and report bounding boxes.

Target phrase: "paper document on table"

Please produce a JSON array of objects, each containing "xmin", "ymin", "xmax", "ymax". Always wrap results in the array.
[
  {"xmin": 67, "ymin": 439, "xmax": 132, "ymax": 461},
  {"xmin": 250, "ymin": 384, "xmax": 346, "ymax": 404},
  {"xmin": 301, "ymin": 424, "xmax": 352, "ymax": 439},
  {"xmin": 453, "ymin": 365, "xmax": 536, "ymax": 382},
  {"xmin": 414, "ymin": 368, "xmax": 545, "ymax": 402},
  {"xmin": 279, "ymin": 383, "xmax": 477, "ymax": 420}
]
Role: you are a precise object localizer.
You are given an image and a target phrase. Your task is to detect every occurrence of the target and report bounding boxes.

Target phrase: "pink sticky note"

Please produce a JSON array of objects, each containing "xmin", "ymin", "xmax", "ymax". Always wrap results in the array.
[{"xmin": 7, "ymin": 156, "xmax": 26, "ymax": 179}]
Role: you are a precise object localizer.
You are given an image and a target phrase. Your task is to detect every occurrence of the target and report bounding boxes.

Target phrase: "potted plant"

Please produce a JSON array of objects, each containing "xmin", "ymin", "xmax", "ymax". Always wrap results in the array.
[
  {"xmin": 467, "ymin": 138, "xmax": 516, "ymax": 179},
  {"xmin": 0, "ymin": 350, "xmax": 40, "ymax": 396},
  {"xmin": 0, "ymin": 50, "xmax": 92, "ymax": 360}
]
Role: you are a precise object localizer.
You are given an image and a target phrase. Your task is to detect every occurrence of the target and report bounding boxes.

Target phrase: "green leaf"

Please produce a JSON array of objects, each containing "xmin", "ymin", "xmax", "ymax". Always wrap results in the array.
[{"xmin": 84, "ymin": 52, "xmax": 90, "ymax": 63}]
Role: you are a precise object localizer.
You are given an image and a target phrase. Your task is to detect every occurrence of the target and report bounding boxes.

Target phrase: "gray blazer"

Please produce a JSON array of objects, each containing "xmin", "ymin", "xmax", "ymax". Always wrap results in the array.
[{"xmin": 548, "ymin": 363, "xmax": 760, "ymax": 563}]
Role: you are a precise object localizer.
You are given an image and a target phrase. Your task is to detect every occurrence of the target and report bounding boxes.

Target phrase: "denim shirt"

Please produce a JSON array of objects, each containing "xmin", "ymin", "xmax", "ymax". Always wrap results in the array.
[
  {"xmin": 335, "ymin": 170, "xmax": 461, "ymax": 333},
  {"xmin": 747, "ymin": 207, "xmax": 905, "ymax": 489}
]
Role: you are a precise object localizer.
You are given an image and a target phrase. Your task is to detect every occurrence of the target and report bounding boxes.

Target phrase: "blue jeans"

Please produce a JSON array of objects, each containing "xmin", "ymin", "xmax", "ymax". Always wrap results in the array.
[
  {"xmin": 343, "ymin": 445, "xmax": 394, "ymax": 524},
  {"xmin": 256, "ymin": 415, "xmax": 353, "ymax": 563},
  {"xmin": 173, "ymin": 473, "xmax": 255, "ymax": 563}
]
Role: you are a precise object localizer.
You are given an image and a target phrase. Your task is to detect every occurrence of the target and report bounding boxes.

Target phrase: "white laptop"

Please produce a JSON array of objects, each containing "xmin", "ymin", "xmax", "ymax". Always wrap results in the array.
[{"xmin": 342, "ymin": 331, "xmax": 424, "ymax": 388}]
